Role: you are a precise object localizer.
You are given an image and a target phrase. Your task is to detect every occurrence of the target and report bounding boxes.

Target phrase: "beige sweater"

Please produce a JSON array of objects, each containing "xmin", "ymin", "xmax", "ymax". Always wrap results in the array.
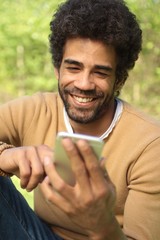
[{"xmin": 0, "ymin": 92, "xmax": 160, "ymax": 240}]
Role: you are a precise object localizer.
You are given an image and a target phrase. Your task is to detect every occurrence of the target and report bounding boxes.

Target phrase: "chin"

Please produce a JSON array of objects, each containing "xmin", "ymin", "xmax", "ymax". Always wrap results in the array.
[{"xmin": 68, "ymin": 110, "xmax": 99, "ymax": 124}]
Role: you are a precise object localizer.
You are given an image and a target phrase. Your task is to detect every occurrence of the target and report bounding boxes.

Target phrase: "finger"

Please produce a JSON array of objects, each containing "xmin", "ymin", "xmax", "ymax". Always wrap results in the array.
[
  {"xmin": 18, "ymin": 158, "xmax": 32, "ymax": 189},
  {"xmin": 43, "ymin": 156, "xmax": 75, "ymax": 197},
  {"xmin": 22, "ymin": 147, "xmax": 45, "ymax": 191},
  {"xmin": 25, "ymin": 145, "xmax": 54, "ymax": 191},
  {"xmin": 43, "ymin": 156, "xmax": 91, "ymax": 207},
  {"xmin": 76, "ymin": 140, "xmax": 105, "ymax": 183},
  {"xmin": 61, "ymin": 138, "xmax": 92, "ymax": 188},
  {"xmin": 37, "ymin": 145, "xmax": 54, "ymax": 162},
  {"xmin": 40, "ymin": 157, "xmax": 74, "ymax": 212},
  {"xmin": 98, "ymin": 160, "xmax": 116, "ymax": 204},
  {"xmin": 75, "ymin": 140, "xmax": 114, "ymax": 200},
  {"xmin": 43, "ymin": 156, "xmax": 65, "ymax": 183},
  {"xmin": 40, "ymin": 172, "xmax": 73, "ymax": 213}
]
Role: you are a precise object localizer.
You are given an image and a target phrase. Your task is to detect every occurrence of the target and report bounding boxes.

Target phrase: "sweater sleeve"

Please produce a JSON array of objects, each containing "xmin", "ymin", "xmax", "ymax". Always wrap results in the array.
[
  {"xmin": 0, "ymin": 94, "xmax": 42, "ymax": 146},
  {"xmin": 124, "ymin": 137, "xmax": 160, "ymax": 239}
]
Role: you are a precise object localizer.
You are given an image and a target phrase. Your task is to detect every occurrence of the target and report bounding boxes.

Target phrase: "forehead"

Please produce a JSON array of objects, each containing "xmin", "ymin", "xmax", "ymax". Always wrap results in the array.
[{"xmin": 62, "ymin": 37, "xmax": 117, "ymax": 69}]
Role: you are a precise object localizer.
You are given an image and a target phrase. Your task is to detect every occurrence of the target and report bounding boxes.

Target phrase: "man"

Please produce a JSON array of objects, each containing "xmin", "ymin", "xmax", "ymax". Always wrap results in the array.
[{"xmin": 0, "ymin": 0, "xmax": 160, "ymax": 239}]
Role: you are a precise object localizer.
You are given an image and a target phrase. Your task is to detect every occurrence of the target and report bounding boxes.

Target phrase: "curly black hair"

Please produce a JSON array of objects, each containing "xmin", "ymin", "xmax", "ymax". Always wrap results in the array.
[{"xmin": 49, "ymin": 0, "xmax": 142, "ymax": 94}]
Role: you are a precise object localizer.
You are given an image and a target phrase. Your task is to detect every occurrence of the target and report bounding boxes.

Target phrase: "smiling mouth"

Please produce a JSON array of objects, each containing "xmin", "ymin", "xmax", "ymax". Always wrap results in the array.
[{"xmin": 73, "ymin": 95, "xmax": 95, "ymax": 103}]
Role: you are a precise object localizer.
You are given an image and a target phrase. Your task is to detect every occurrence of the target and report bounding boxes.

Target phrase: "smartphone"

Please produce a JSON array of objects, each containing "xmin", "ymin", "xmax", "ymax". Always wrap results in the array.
[{"xmin": 54, "ymin": 132, "xmax": 104, "ymax": 186}]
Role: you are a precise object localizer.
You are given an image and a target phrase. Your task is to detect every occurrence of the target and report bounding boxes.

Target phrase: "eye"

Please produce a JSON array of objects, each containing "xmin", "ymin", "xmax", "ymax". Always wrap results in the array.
[
  {"xmin": 67, "ymin": 67, "xmax": 79, "ymax": 70},
  {"xmin": 66, "ymin": 66, "xmax": 80, "ymax": 72},
  {"xmin": 95, "ymin": 71, "xmax": 108, "ymax": 78}
]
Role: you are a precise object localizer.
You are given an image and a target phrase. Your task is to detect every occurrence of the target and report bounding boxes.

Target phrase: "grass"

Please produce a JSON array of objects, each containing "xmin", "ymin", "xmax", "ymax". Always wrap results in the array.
[{"xmin": 12, "ymin": 176, "xmax": 34, "ymax": 209}]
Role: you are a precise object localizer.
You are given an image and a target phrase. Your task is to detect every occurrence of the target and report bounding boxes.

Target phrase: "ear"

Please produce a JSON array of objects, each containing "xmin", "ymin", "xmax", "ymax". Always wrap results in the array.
[{"xmin": 54, "ymin": 68, "xmax": 59, "ymax": 80}]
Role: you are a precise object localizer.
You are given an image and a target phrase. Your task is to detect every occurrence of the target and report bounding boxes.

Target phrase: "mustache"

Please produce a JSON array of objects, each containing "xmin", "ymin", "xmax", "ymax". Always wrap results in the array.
[{"xmin": 64, "ymin": 87, "xmax": 104, "ymax": 98}]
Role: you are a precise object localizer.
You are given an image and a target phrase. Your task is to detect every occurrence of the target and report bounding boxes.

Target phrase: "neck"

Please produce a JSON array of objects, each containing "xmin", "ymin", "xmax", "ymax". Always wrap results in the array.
[{"xmin": 70, "ymin": 100, "xmax": 116, "ymax": 137}]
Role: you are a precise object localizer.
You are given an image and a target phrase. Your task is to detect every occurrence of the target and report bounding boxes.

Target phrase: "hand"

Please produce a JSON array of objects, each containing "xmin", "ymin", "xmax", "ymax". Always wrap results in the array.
[
  {"xmin": 40, "ymin": 138, "xmax": 116, "ymax": 239},
  {"xmin": 0, "ymin": 145, "xmax": 53, "ymax": 191}
]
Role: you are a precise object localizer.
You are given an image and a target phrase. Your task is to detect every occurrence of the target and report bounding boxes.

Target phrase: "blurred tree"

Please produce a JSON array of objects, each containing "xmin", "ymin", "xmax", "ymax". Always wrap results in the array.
[
  {"xmin": 0, "ymin": 0, "xmax": 62, "ymax": 100},
  {"xmin": 121, "ymin": 0, "xmax": 160, "ymax": 117}
]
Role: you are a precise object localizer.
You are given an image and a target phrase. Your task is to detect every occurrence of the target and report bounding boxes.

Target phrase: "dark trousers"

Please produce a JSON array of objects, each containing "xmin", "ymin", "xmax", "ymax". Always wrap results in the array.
[{"xmin": 0, "ymin": 177, "xmax": 62, "ymax": 240}]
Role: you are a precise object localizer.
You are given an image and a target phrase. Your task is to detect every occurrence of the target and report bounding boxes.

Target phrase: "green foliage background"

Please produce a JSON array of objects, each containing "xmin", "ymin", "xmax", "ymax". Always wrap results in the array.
[
  {"xmin": 0, "ymin": 0, "xmax": 160, "ymax": 207},
  {"xmin": 123, "ymin": 0, "xmax": 160, "ymax": 118},
  {"xmin": 0, "ymin": 0, "xmax": 160, "ymax": 118}
]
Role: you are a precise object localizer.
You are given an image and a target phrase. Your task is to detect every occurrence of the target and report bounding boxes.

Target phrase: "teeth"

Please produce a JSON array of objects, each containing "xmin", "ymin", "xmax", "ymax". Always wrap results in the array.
[{"xmin": 74, "ymin": 96, "xmax": 93, "ymax": 103}]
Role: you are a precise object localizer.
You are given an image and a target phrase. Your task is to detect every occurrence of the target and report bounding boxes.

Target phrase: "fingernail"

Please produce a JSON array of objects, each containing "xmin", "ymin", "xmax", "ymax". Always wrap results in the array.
[
  {"xmin": 43, "ymin": 156, "xmax": 50, "ymax": 166},
  {"xmin": 27, "ymin": 188, "xmax": 32, "ymax": 192},
  {"xmin": 44, "ymin": 176, "xmax": 49, "ymax": 183}
]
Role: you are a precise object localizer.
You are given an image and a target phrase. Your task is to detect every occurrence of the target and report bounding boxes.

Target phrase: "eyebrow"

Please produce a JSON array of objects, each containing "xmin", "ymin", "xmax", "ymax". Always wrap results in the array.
[
  {"xmin": 94, "ymin": 65, "xmax": 113, "ymax": 72},
  {"xmin": 64, "ymin": 58, "xmax": 113, "ymax": 72},
  {"xmin": 64, "ymin": 59, "xmax": 82, "ymax": 67}
]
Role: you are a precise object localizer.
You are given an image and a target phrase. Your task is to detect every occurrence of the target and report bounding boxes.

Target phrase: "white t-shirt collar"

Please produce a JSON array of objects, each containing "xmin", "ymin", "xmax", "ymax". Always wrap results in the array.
[{"xmin": 63, "ymin": 98, "xmax": 123, "ymax": 140}]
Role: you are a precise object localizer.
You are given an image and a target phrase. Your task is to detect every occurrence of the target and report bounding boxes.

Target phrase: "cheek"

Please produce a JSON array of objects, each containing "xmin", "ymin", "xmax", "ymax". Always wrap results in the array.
[
  {"xmin": 59, "ymin": 75, "xmax": 70, "ymax": 87},
  {"xmin": 96, "ymin": 80, "xmax": 115, "ymax": 93},
  {"xmin": 60, "ymin": 74, "xmax": 81, "ymax": 90}
]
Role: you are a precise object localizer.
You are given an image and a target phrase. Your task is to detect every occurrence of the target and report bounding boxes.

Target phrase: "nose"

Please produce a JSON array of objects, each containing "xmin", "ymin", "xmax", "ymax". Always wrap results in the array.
[{"xmin": 74, "ymin": 71, "xmax": 95, "ymax": 90}]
